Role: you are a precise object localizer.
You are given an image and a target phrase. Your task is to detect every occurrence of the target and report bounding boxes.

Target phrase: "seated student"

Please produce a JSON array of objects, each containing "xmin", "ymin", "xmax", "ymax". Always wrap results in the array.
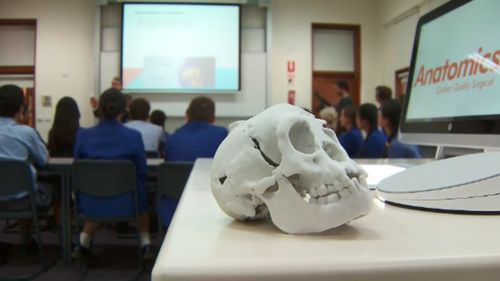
[
  {"xmin": 48, "ymin": 96, "xmax": 80, "ymax": 157},
  {"xmin": 357, "ymin": 103, "xmax": 387, "ymax": 158},
  {"xmin": 0, "ymin": 84, "xmax": 53, "ymax": 244},
  {"xmin": 379, "ymin": 100, "xmax": 421, "ymax": 158},
  {"xmin": 160, "ymin": 97, "xmax": 227, "ymax": 229},
  {"xmin": 150, "ymin": 109, "xmax": 170, "ymax": 158},
  {"xmin": 125, "ymin": 98, "xmax": 163, "ymax": 157},
  {"xmin": 338, "ymin": 105, "xmax": 363, "ymax": 158},
  {"xmin": 45, "ymin": 97, "xmax": 80, "ymax": 225},
  {"xmin": 120, "ymin": 94, "xmax": 132, "ymax": 123},
  {"xmin": 319, "ymin": 106, "xmax": 338, "ymax": 131},
  {"xmin": 73, "ymin": 88, "xmax": 152, "ymax": 259},
  {"xmin": 165, "ymin": 96, "xmax": 228, "ymax": 161}
]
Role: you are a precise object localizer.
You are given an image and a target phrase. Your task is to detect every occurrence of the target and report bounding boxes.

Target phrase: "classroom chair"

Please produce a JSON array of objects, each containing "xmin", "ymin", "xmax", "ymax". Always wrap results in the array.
[
  {"xmin": 156, "ymin": 162, "xmax": 193, "ymax": 237},
  {"xmin": 0, "ymin": 159, "xmax": 56, "ymax": 280},
  {"xmin": 71, "ymin": 159, "xmax": 143, "ymax": 281}
]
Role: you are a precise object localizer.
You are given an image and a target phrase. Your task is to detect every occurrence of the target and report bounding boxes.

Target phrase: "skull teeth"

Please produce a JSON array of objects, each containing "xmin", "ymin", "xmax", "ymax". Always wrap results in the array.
[
  {"xmin": 303, "ymin": 176, "xmax": 363, "ymax": 205},
  {"xmin": 309, "ymin": 191, "xmax": 342, "ymax": 205}
]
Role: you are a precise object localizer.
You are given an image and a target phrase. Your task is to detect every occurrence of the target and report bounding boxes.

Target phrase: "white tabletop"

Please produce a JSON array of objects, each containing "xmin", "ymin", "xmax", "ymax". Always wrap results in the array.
[{"xmin": 152, "ymin": 159, "xmax": 500, "ymax": 281}]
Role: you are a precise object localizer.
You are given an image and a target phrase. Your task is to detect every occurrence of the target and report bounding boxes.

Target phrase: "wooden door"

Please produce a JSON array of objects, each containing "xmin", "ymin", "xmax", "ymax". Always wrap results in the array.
[
  {"xmin": 0, "ymin": 19, "xmax": 36, "ymax": 128},
  {"xmin": 312, "ymin": 72, "xmax": 357, "ymax": 115},
  {"xmin": 19, "ymin": 87, "xmax": 36, "ymax": 127},
  {"xmin": 311, "ymin": 24, "xmax": 360, "ymax": 117}
]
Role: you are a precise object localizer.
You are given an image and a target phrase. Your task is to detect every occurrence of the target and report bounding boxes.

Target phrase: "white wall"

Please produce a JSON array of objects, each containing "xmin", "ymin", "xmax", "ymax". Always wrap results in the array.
[
  {"xmin": 378, "ymin": 0, "xmax": 450, "ymax": 90},
  {"xmin": 270, "ymin": 0, "xmax": 383, "ymax": 108},
  {"xmin": 0, "ymin": 0, "xmax": 454, "ymax": 138},
  {"xmin": 0, "ymin": 0, "xmax": 97, "ymax": 141}
]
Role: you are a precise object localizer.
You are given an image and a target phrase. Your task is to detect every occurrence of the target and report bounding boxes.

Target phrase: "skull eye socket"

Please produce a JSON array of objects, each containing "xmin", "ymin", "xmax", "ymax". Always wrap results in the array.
[
  {"xmin": 289, "ymin": 121, "xmax": 316, "ymax": 154},
  {"xmin": 322, "ymin": 142, "xmax": 343, "ymax": 161}
]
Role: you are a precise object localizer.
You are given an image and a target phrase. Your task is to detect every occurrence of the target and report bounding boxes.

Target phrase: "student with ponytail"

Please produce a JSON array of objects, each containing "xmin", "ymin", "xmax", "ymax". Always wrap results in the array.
[{"xmin": 73, "ymin": 88, "xmax": 153, "ymax": 260}]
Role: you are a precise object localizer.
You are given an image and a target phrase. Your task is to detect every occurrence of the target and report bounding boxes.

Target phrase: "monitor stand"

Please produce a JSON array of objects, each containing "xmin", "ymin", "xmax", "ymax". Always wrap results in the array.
[
  {"xmin": 434, "ymin": 145, "xmax": 484, "ymax": 160},
  {"xmin": 376, "ymin": 151, "xmax": 500, "ymax": 213}
]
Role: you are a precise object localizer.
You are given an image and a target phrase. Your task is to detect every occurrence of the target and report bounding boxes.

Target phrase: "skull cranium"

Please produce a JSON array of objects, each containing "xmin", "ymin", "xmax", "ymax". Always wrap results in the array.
[{"xmin": 211, "ymin": 104, "xmax": 372, "ymax": 234}]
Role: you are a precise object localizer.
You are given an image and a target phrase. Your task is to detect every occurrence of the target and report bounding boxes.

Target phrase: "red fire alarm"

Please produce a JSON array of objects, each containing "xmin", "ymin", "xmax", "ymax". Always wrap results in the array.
[
  {"xmin": 287, "ymin": 60, "xmax": 295, "ymax": 74},
  {"xmin": 288, "ymin": 90, "xmax": 296, "ymax": 105}
]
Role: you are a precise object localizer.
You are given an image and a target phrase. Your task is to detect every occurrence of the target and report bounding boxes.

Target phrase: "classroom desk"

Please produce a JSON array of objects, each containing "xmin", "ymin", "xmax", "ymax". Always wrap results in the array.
[
  {"xmin": 41, "ymin": 157, "xmax": 164, "ymax": 266},
  {"xmin": 152, "ymin": 158, "xmax": 500, "ymax": 281}
]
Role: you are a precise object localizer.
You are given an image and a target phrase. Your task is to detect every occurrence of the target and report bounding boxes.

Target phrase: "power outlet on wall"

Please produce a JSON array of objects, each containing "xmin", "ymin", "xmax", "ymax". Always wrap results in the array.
[{"xmin": 41, "ymin": 96, "xmax": 52, "ymax": 107}]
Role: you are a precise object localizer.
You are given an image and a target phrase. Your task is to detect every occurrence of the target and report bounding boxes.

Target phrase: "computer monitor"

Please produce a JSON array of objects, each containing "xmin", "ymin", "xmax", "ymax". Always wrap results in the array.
[
  {"xmin": 399, "ymin": 0, "xmax": 500, "ymax": 149},
  {"xmin": 378, "ymin": 0, "xmax": 500, "ymax": 213}
]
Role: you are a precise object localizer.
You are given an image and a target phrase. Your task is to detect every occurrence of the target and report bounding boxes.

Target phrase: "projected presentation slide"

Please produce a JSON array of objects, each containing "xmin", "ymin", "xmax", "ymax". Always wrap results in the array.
[
  {"xmin": 406, "ymin": 0, "xmax": 500, "ymax": 121},
  {"xmin": 122, "ymin": 4, "xmax": 240, "ymax": 93}
]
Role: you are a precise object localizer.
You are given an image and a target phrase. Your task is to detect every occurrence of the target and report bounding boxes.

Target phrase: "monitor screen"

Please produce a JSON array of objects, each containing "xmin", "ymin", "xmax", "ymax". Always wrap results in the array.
[
  {"xmin": 121, "ymin": 3, "xmax": 240, "ymax": 94},
  {"xmin": 400, "ymin": 0, "xmax": 500, "ymax": 148}
]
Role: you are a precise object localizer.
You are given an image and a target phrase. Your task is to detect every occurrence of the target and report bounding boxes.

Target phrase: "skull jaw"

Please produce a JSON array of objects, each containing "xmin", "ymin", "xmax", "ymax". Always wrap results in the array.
[
  {"xmin": 210, "ymin": 104, "xmax": 373, "ymax": 234},
  {"xmin": 259, "ymin": 177, "xmax": 373, "ymax": 234}
]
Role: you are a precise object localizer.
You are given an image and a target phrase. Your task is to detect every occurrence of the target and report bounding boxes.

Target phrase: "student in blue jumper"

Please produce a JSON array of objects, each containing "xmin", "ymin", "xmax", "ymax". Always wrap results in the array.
[
  {"xmin": 73, "ymin": 88, "xmax": 153, "ymax": 260},
  {"xmin": 338, "ymin": 105, "xmax": 363, "ymax": 158},
  {"xmin": 160, "ymin": 96, "xmax": 227, "ymax": 229},
  {"xmin": 357, "ymin": 103, "xmax": 387, "ymax": 158},
  {"xmin": 164, "ymin": 96, "xmax": 228, "ymax": 162},
  {"xmin": 379, "ymin": 100, "xmax": 421, "ymax": 158}
]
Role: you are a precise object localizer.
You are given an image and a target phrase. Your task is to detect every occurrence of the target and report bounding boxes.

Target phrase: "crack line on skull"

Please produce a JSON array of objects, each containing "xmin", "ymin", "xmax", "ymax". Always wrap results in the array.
[{"xmin": 250, "ymin": 137, "xmax": 279, "ymax": 167}]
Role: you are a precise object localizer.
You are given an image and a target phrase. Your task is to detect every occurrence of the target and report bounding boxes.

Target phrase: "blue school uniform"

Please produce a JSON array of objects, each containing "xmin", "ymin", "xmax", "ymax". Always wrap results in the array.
[
  {"xmin": 338, "ymin": 127, "xmax": 364, "ymax": 158},
  {"xmin": 159, "ymin": 121, "xmax": 226, "ymax": 228},
  {"xmin": 387, "ymin": 138, "xmax": 421, "ymax": 158},
  {"xmin": 74, "ymin": 119, "xmax": 148, "ymax": 218},
  {"xmin": 359, "ymin": 128, "xmax": 387, "ymax": 158},
  {"xmin": 164, "ymin": 121, "xmax": 228, "ymax": 162}
]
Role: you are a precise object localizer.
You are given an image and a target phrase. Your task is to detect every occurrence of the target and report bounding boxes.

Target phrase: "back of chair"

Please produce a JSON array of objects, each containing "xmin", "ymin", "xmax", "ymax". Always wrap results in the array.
[
  {"xmin": 72, "ymin": 159, "xmax": 136, "ymax": 197},
  {"xmin": 0, "ymin": 160, "xmax": 56, "ymax": 275},
  {"xmin": 0, "ymin": 159, "xmax": 34, "ymax": 197},
  {"xmin": 157, "ymin": 162, "xmax": 193, "ymax": 200}
]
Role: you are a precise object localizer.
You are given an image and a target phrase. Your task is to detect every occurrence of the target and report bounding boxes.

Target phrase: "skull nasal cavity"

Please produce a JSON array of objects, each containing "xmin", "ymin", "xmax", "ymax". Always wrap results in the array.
[{"xmin": 289, "ymin": 121, "xmax": 316, "ymax": 154}]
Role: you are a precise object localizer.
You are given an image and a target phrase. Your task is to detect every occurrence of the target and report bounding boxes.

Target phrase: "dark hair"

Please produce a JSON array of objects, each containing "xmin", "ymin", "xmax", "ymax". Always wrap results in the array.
[
  {"xmin": 335, "ymin": 80, "xmax": 349, "ymax": 91},
  {"xmin": 376, "ymin": 86, "xmax": 392, "ymax": 102},
  {"xmin": 0, "ymin": 84, "xmax": 25, "ymax": 118},
  {"xmin": 123, "ymin": 94, "xmax": 132, "ymax": 104},
  {"xmin": 380, "ymin": 99, "xmax": 402, "ymax": 139},
  {"xmin": 342, "ymin": 105, "xmax": 358, "ymax": 128},
  {"xmin": 99, "ymin": 88, "xmax": 126, "ymax": 120},
  {"xmin": 186, "ymin": 96, "xmax": 215, "ymax": 122},
  {"xmin": 358, "ymin": 103, "xmax": 378, "ymax": 131},
  {"xmin": 129, "ymin": 98, "xmax": 150, "ymax": 121},
  {"xmin": 150, "ymin": 110, "xmax": 167, "ymax": 128},
  {"xmin": 48, "ymin": 97, "xmax": 80, "ymax": 157}
]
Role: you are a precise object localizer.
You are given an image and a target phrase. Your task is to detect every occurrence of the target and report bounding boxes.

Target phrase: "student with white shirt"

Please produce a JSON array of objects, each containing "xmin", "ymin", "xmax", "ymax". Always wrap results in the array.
[
  {"xmin": 0, "ymin": 85, "xmax": 53, "ymax": 256},
  {"xmin": 0, "ymin": 84, "xmax": 52, "ymax": 211},
  {"xmin": 125, "ymin": 98, "xmax": 163, "ymax": 157}
]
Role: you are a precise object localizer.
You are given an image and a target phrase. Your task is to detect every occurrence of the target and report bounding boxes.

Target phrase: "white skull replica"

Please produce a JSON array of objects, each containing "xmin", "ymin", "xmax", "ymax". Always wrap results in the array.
[{"xmin": 211, "ymin": 104, "xmax": 372, "ymax": 234}]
